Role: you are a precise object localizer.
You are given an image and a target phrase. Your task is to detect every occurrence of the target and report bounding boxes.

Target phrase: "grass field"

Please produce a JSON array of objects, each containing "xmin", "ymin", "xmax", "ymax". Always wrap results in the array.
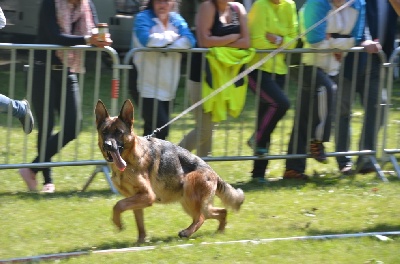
[{"xmin": 0, "ymin": 57, "xmax": 400, "ymax": 263}]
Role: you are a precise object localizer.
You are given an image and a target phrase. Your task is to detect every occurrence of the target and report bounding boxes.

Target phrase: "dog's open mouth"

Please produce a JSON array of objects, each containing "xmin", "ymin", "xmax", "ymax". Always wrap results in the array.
[
  {"xmin": 104, "ymin": 141, "xmax": 127, "ymax": 171},
  {"xmin": 108, "ymin": 150, "xmax": 127, "ymax": 171}
]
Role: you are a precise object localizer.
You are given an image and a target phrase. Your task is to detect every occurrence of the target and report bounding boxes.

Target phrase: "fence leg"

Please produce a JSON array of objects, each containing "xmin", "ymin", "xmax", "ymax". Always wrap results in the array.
[
  {"xmin": 388, "ymin": 155, "xmax": 400, "ymax": 179},
  {"xmin": 81, "ymin": 165, "xmax": 119, "ymax": 194},
  {"xmin": 369, "ymin": 156, "xmax": 388, "ymax": 182},
  {"xmin": 102, "ymin": 165, "xmax": 119, "ymax": 194},
  {"xmin": 356, "ymin": 155, "xmax": 388, "ymax": 182}
]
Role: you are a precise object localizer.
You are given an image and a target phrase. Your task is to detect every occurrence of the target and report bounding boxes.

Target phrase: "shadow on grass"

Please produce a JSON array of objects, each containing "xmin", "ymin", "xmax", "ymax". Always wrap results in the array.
[
  {"xmin": 29, "ymin": 231, "xmax": 218, "ymax": 259},
  {"xmin": 306, "ymin": 223, "xmax": 400, "ymax": 237},
  {"xmin": 0, "ymin": 189, "xmax": 118, "ymax": 200},
  {"xmin": 80, "ymin": 230, "xmax": 217, "ymax": 251},
  {"xmin": 231, "ymin": 172, "xmax": 400, "ymax": 193}
]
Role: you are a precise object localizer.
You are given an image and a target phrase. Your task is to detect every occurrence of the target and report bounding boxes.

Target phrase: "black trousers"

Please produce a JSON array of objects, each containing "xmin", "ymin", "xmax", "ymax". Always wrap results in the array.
[
  {"xmin": 141, "ymin": 98, "xmax": 170, "ymax": 140},
  {"xmin": 31, "ymin": 64, "xmax": 81, "ymax": 184}
]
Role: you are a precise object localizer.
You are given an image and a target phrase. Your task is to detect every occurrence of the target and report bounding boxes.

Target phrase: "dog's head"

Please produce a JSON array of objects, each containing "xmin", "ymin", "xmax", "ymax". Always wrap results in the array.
[{"xmin": 95, "ymin": 99, "xmax": 135, "ymax": 171}]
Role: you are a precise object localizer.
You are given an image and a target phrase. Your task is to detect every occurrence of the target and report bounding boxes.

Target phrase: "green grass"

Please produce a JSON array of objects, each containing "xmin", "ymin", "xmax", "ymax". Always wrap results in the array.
[
  {"xmin": 0, "ymin": 58, "xmax": 400, "ymax": 263},
  {"xmin": 1, "ymin": 172, "xmax": 399, "ymax": 263}
]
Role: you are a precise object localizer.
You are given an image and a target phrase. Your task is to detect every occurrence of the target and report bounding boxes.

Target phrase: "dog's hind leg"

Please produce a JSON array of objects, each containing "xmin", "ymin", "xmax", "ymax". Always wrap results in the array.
[
  {"xmin": 203, "ymin": 205, "xmax": 227, "ymax": 233},
  {"xmin": 178, "ymin": 214, "xmax": 205, "ymax": 238},
  {"xmin": 133, "ymin": 209, "xmax": 146, "ymax": 243},
  {"xmin": 179, "ymin": 193, "xmax": 205, "ymax": 238},
  {"xmin": 179, "ymin": 203, "xmax": 227, "ymax": 237},
  {"xmin": 178, "ymin": 171, "xmax": 217, "ymax": 238}
]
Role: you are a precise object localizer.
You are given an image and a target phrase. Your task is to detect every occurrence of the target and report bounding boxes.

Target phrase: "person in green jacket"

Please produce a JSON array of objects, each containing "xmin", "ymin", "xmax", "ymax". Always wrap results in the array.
[{"xmin": 247, "ymin": 0, "xmax": 299, "ymax": 183}]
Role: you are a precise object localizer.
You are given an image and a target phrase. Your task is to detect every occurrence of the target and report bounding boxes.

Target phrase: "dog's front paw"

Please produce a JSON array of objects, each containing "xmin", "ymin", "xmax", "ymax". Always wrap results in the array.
[
  {"xmin": 137, "ymin": 236, "xmax": 146, "ymax": 244},
  {"xmin": 112, "ymin": 216, "xmax": 124, "ymax": 231},
  {"xmin": 178, "ymin": 229, "xmax": 190, "ymax": 238}
]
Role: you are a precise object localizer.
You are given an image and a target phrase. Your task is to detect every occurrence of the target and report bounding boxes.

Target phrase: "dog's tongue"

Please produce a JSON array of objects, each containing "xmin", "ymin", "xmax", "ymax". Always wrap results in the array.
[{"xmin": 110, "ymin": 151, "xmax": 126, "ymax": 171}]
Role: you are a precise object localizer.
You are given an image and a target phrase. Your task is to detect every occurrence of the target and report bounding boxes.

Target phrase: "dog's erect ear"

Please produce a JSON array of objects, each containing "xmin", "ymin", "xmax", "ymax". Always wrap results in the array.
[
  {"xmin": 95, "ymin": 99, "xmax": 110, "ymax": 126},
  {"xmin": 119, "ymin": 99, "xmax": 134, "ymax": 128}
]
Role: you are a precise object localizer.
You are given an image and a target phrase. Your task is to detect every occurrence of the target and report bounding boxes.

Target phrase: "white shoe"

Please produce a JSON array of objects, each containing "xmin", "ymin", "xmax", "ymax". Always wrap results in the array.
[{"xmin": 41, "ymin": 183, "xmax": 55, "ymax": 193}]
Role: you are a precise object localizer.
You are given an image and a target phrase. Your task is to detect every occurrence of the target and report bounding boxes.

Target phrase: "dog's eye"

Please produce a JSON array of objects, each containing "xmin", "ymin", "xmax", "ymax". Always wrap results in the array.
[{"xmin": 115, "ymin": 128, "xmax": 123, "ymax": 135}]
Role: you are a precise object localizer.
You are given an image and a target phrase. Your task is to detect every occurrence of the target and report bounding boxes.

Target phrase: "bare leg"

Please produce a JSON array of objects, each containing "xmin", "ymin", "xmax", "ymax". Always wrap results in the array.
[{"xmin": 19, "ymin": 168, "xmax": 37, "ymax": 191}]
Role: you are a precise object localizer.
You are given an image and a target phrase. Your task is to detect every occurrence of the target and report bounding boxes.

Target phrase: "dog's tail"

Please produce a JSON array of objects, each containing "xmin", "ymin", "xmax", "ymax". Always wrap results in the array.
[{"xmin": 216, "ymin": 177, "xmax": 245, "ymax": 211}]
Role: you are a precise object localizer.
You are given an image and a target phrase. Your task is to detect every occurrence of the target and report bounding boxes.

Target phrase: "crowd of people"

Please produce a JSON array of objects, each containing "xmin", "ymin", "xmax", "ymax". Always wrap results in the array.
[{"xmin": 0, "ymin": 0, "xmax": 398, "ymax": 192}]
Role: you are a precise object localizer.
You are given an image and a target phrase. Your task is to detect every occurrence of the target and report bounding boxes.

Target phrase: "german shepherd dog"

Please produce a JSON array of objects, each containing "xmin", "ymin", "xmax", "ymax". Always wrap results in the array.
[{"xmin": 95, "ymin": 99, "xmax": 245, "ymax": 243}]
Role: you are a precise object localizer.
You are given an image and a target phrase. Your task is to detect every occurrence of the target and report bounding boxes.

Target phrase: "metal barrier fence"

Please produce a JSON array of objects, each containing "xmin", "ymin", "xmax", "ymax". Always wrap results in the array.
[
  {"xmin": 0, "ymin": 44, "xmax": 398, "ymax": 194},
  {"xmin": 382, "ymin": 46, "xmax": 400, "ymax": 178},
  {"xmin": 0, "ymin": 43, "xmax": 121, "ymax": 193},
  {"xmin": 122, "ymin": 47, "xmax": 395, "ymax": 182}
]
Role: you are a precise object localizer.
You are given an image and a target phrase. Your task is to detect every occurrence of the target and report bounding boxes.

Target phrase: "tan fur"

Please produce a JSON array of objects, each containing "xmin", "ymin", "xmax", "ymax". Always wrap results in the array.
[{"xmin": 95, "ymin": 99, "xmax": 245, "ymax": 243}]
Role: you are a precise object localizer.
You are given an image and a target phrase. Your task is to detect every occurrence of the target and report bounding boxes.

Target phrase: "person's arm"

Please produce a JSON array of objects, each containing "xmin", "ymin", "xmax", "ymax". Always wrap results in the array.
[
  {"xmin": 134, "ymin": 10, "xmax": 156, "ymax": 47},
  {"xmin": 134, "ymin": 10, "xmax": 176, "ymax": 48},
  {"xmin": 349, "ymin": 0, "xmax": 366, "ymax": 46},
  {"xmin": 169, "ymin": 13, "xmax": 196, "ymax": 49},
  {"xmin": 389, "ymin": 0, "xmax": 400, "ymax": 16},
  {"xmin": 248, "ymin": 1, "xmax": 286, "ymax": 50},
  {"xmin": 303, "ymin": 0, "xmax": 330, "ymax": 49},
  {"xmin": 225, "ymin": 3, "xmax": 250, "ymax": 49},
  {"xmin": 196, "ymin": 1, "xmax": 240, "ymax": 48},
  {"xmin": 40, "ymin": 0, "xmax": 111, "ymax": 47},
  {"xmin": 360, "ymin": 39, "xmax": 382, "ymax": 54},
  {"xmin": 88, "ymin": 0, "xmax": 99, "ymax": 25},
  {"xmin": 0, "ymin": 7, "xmax": 6, "ymax": 29},
  {"xmin": 87, "ymin": 0, "xmax": 112, "ymax": 47},
  {"xmin": 281, "ymin": 2, "xmax": 299, "ymax": 49},
  {"xmin": 262, "ymin": 3, "xmax": 297, "ymax": 49},
  {"xmin": 40, "ymin": 0, "xmax": 87, "ymax": 46}
]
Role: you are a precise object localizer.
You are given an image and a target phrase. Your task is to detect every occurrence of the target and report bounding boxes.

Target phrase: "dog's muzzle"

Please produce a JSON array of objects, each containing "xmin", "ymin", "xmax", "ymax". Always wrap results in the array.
[
  {"xmin": 103, "ymin": 140, "xmax": 122, "ymax": 159},
  {"xmin": 103, "ymin": 140, "xmax": 126, "ymax": 171}
]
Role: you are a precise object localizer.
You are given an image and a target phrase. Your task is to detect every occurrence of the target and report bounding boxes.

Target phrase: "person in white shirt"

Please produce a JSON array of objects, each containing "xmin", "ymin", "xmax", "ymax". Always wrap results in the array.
[{"xmin": 131, "ymin": 0, "xmax": 196, "ymax": 139}]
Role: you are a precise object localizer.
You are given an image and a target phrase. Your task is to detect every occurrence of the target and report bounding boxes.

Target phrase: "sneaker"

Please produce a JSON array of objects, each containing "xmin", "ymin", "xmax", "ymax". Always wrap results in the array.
[
  {"xmin": 247, "ymin": 134, "xmax": 269, "ymax": 156},
  {"xmin": 283, "ymin": 169, "xmax": 309, "ymax": 180},
  {"xmin": 251, "ymin": 177, "xmax": 268, "ymax": 184},
  {"xmin": 247, "ymin": 133, "xmax": 255, "ymax": 149},
  {"xmin": 255, "ymin": 147, "xmax": 268, "ymax": 156},
  {"xmin": 309, "ymin": 140, "xmax": 327, "ymax": 163},
  {"xmin": 41, "ymin": 183, "xmax": 55, "ymax": 193},
  {"xmin": 19, "ymin": 99, "xmax": 34, "ymax": 134}
]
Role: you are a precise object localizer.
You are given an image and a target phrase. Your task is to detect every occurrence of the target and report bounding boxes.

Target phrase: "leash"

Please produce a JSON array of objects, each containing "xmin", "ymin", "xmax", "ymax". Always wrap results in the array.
[{"xmin": 145, "ymin": 0, "xmax": 356, "ymax": 138}]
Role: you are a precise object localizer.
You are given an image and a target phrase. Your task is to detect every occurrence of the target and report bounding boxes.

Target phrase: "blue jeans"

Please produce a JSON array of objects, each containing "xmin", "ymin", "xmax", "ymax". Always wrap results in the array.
[
  {"xmin": 0, "ymin": 94, "xmax": 26, "ymax": 118},
  {"xmin": 335, "ymin": 53, "xmax": 383, "ymax": 168}
]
